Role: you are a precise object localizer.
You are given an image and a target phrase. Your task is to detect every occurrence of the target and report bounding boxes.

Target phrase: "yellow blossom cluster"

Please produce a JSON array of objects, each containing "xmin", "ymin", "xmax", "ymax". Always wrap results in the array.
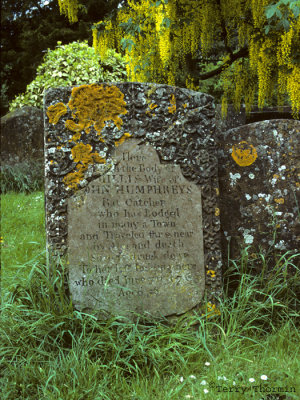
[
  {"xmin": 57, "ymin": 0, "xmax": 300, "ymax": 117},
  {"xmin": 57, "ymin": 0, "xmax": 78, "ymax": 23}
]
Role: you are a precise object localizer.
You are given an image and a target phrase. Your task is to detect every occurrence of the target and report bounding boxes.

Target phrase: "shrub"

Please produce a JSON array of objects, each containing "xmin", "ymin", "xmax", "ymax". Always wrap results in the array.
[{"xmin": 9, "ymin": 41, "xmax": 127, "ymax": 111}]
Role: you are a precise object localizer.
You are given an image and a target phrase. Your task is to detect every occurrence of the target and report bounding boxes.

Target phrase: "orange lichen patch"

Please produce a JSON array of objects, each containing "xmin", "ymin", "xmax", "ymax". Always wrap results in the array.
[
  {"xmin": 62, "ymin": 142, "xmax": 107, "ymax": 189},
  {"xmin": 149, "ymin": 103, "xmax": 158, "ymax": 110},
  {"xmin": 67, "ymin": 84, "xmax": 127, "ymax": 136},
  {"xmin": 275, "ymin": 198, "xmax": 285, "ymax": 204},
  {"xmin": 62, "ymin": 169, "xmax": 84, "ymax": 190},
  {"xmin": 71, "ymin": 143, "xmax": 93, "ymax": 163},
  {"xmin": 215, "ymin": 188, "xmax": 219, "ymax": 196},
  {"xmin": 115, "ymin": 132, "xmax": 132, "ymax": 147},
  {"xmin": 207, "ymin": 270, "xmax": 216, "ymax": 278},
  {"xmin": 215, "ymin": 208, "xmax": 220, "ymax": 216},
  {"xmin": 273, "ymin": 174, "xmax": 280, "ymax": 179},
  {"xmin": 183, "ymin": 103, "xmax": 188, "ymax": 108},
  {"xmin": 90, "ymin": 153, "xmax": 106, "ymax": 164},
  {"xmin": 98, "ymin": 134, "xmax": 105, "ymax": 143},
  {"xmin": 65, "ymin": 119, "xmax": 85, "ymax": 134},
  {"xmin": 71, "ymin": 143, "xmax": 106, "ymax": 165},
  {"xmin": 168, "ymin": 93, "xmax": 176, "ymax": 114},
  {"xmin": 296, "ymin": 182, "xmax": 300, "ymax": 187},
  {"xmin": 231, "ymin": 141, "xmax": 258, "ymax": 166},
  {"xmin": 47, "ymin": 102, "xmax": 67, "ymax": 124}
]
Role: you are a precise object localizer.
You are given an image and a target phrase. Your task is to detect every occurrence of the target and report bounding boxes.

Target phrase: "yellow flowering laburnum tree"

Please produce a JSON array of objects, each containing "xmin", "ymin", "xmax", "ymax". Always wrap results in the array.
[{"xmin": 57, "ymin": 0, "xmax": 300, "ymax": 117}]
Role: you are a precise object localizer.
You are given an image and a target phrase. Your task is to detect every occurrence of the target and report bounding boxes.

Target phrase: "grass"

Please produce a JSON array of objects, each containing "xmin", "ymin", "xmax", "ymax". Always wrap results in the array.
[
  {"xmin": 1, "ymin": 191, "xmax": 300, "ymax": 400},
  {"xmin": 0, "ymin": 160, "xmax": 44, "ymax": 193},
  {"xmin": 1, "ymin": 191, "xmax": 46, "ymax": 292}
]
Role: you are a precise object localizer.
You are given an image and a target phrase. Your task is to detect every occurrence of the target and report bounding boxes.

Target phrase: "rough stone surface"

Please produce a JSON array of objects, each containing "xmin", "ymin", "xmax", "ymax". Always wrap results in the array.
[
  {"xmin": 216, "ymin": 119, "xmax": 300, "ymax": 263},
  {"xmin": 215, "ymin": 104, "xmax": 246, "ymax": 132},
  {"xmin": 44, "ymin": 82, "xmax": 222, "ymax": 319},
  {"xmin": 1, "ymin": 106, "xmax": 44, "ymax": 164},
  {"xmin": 68, "ymin": 139, "xmax": 205, "ymax": 317}
]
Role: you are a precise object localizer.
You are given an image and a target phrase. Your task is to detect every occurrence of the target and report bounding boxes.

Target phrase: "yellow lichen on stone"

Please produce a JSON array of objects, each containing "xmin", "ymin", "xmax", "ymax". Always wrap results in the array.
[
  {"xmin": 231, "ymin": 141, "xmax": 258, "ymax": 166},
  {"xmin": 62, "ymin": 169, "xmax": 85, "ymax": 190},
  {"xmin": 149, "ymin": 103, "xmax": 158, "ymax": 110},
  {"xmin": 62, "ymin": 143, "xmax": 106, "ymax": 189},
  {"xmin": 71, "ymin": 143, "xmax": 106, "ymax": 166},
  {"xmin": 202, "ymin": 302, "xmax": 221, "ymax": 318},
  {"xmin": 66, "ymin": 84, "xmax": 127, "ymax": 136},
  {"xmin": 215, "ymin": 208, "xmax": 220, "ymax": 216},
  {"xmin": 215, "ymin": 188, "xmax": 220, "ymax": 196},
  {"xmin": 71, "ymin": 143, "xmax": 93, "ymax": 163},
  {"xmin": 59, "ymin": 84, "xmax": 129, "ymax": 189},
  {"xmin": 275, "ymin": 198, "xmax": 285, "ymax": 204},
  {"xmin": 168, "ymin": 93, "xmax": 176, "ymax": 114},
  {"xmin": 207, "ymin": 270, "xmax": 216, "ymax": 278},
  {"xmin": 47, "ymin": 102, "xmax": 67, "ymax": 124},
  {"xmin": 65, "ymin": 119, "xmax": 84, "ymax": 134},
  {"xmin": 115, "ymin": 132, "xmax": 132, "ymax": 147}
]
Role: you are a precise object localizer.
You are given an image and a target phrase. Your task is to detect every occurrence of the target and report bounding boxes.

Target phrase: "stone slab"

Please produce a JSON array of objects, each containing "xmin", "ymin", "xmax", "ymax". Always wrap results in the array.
[
  {"xmin": 44, "ymin": 82, "xmax": 222, "ymax": 319},
  {"xmin": 68, "ymin": 139, "xmax": 204, "ymax": 317},
  {"xmin": 1, "ymin": 106, "xmax": 44, "ymax": 164},
  {"xmin": 216, "ymin": 119, "xmax": 300, "ymax": 265}
]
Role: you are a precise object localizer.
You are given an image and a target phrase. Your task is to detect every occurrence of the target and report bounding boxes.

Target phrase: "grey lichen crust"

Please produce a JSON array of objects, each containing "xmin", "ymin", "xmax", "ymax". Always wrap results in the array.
[
  {"xmin": 216, "ymin": 119, "xmax": 300, "ymax": 265},
  {"xmin": 44, "ymin": 82, "xmax": 222, "ymax": 315}
]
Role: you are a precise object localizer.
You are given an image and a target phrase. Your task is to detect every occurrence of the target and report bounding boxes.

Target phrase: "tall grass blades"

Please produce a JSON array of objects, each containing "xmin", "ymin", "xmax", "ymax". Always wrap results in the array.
[
  {"xmin": 0, "ymin": 160, "xmax": 44, "ymax": 193},
  {"xmin": 1, "ymin": 191, "xmax": 299, "ymax": 399}
]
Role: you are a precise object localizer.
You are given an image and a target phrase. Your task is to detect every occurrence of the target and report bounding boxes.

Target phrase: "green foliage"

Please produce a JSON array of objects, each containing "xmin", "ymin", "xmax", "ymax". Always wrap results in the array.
[
  {"xmin": 1, "ymin": 0, "xmax": 123, "ymax": 116},
  {"xmin": 265, "ymin": 0, "xmax": 300, "ymax": 33},
  {"xmin": 9, "ymin": 41, "xmax": 127, "ymax": 111}
]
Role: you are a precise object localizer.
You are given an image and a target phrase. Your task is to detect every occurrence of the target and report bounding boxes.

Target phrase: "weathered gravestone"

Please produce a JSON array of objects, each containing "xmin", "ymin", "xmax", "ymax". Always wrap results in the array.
[
  {"xmin": 216, "ymin": 119, "xmax": 300, "ymax": 265},
  {"xmin": 1, "ymin": 106, "xmax": 44, "ymax": 165},
  {"xmin": 44, "ymin": 83, "xmax": 222, "ymax": 319}
]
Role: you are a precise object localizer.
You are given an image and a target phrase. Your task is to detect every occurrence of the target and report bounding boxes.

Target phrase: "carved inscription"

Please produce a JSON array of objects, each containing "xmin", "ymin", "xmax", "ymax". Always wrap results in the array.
[{"xmin": 68, "ymin": 140, "xmax": 205, "ymax": 317}]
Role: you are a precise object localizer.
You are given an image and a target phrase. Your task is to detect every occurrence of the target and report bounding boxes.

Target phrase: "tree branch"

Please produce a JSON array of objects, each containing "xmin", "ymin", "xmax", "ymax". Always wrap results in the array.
[
  {"xmin": 197, "ymin": 46, "xmax": 249, "ymax": 80},
  {"xmin": 215, "ymin": 0, "xmax": 234, "ymax": 56}
]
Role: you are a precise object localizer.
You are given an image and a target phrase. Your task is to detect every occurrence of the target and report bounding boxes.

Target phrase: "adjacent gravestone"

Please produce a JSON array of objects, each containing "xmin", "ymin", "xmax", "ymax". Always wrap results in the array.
[
  {"xmin": 1, "ymin": 106, "xmax": 44, "ymax": 164},
  {"xmin": 44, "ymin": 82, "xmax": 222, "ymax": 319},
  {"xmin": 216, "ymin": 119, "xmax": 300, "ymax": 264}
]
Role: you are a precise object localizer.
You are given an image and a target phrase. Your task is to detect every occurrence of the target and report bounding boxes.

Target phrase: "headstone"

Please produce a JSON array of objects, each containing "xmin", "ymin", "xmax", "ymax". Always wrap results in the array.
[
  {"xmin": 1, "ymin": 106, "xmax": 44, "ymax": 164},
  {"xmin": 216, "ymin": 119, "xmax": 300, "ymax": 265},
  {"xmin": 215, "ymin": 104, "xmax": 246, "ymax": 132},
  {"xmin": 44, "ymin": 83, "xmax": 222, "ymax": 319}
]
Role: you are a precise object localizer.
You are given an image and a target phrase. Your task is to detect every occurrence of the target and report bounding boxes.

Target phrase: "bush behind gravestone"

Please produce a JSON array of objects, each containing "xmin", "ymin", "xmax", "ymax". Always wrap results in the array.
[{"xmin": 9, "ymin": 41, "xmax": 128, "ymax": 111}]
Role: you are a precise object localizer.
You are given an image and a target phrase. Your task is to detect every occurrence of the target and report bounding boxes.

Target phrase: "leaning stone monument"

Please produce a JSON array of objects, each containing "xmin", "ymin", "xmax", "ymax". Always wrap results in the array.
[{"xmin": 44, "ymin": 83, "xmax": 222, "ymax": 319}]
